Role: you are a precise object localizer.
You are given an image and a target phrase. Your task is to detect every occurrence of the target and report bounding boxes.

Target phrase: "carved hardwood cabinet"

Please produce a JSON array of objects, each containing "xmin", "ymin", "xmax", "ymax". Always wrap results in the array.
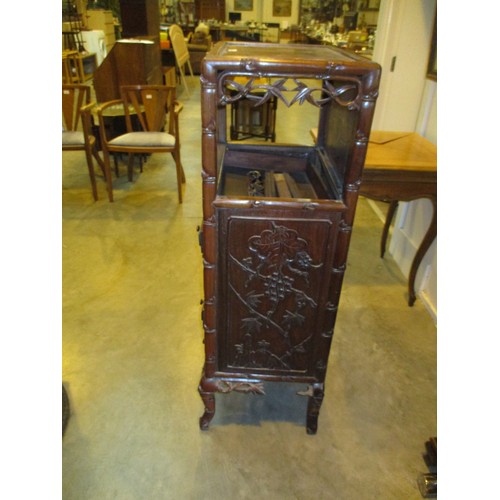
[{"xmin": 199, "ymin": 42, "xmax": 380, "ymax": 433}]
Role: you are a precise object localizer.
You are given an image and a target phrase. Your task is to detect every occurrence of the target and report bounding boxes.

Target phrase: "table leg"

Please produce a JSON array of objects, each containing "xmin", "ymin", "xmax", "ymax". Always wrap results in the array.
[
  {"xmin": 381, "ymin": 201, "xmax": 399, "ymax": 258},
  {"xmin": 407, "ymin": 196, "xmax": 437, "ymax": 306}
]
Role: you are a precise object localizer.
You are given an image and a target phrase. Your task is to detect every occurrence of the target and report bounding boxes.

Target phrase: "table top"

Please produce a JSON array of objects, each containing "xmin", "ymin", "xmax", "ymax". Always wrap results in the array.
[
  {"xmin": 309, "ymin": 129, "xmax": 436, "ymax": 172},
  {"xmin": 210, "ymin": 42, "xmax": 377, "ymax": 67},
  {"xmin": 365, "ymin": 132, "xmax": 437, "ymax": 172}
]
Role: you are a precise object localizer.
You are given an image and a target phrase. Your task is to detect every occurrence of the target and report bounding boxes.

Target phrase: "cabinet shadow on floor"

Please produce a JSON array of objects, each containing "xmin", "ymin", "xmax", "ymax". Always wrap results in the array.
[{"xmin": 208, "ymin": 382, "xmax": 309, "ymax": 428}]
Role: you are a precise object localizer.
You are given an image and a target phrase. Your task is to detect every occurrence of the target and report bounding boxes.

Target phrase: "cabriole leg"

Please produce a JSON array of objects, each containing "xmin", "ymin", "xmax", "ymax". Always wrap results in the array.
[
  {"xmin": 198, "ymin": 384, "xmax": 215, "ymax": 431},
  {"xmin": 306, "ymin": 383, "xmax": 324, "ymax": 435}
]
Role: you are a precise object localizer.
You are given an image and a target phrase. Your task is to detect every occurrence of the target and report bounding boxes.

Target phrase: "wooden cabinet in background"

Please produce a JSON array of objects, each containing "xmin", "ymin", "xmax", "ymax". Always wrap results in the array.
[
  {"xmin": 93, "ymin": 39, "xmax": 162, "ymax": 102},
  {"xmin": 198, "ymin": 42, "xmax": 381, "ymax": 434},
  {"xmin": 119, "ymin": 0, "xmax": 160, "ymax": 40},
  {"xmin": 195, "ymin": 0, "xmax": 225, "ymax": 21}
]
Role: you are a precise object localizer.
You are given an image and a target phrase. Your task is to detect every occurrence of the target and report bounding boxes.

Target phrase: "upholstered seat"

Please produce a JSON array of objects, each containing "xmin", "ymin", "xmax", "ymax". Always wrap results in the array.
[
  {"xmin": 108, "ymin": 131, "xmax": 176, "ymax": 147},
  {"xmin": 62, "ymin": 131, "xmax": 86, "ymax": 146}
]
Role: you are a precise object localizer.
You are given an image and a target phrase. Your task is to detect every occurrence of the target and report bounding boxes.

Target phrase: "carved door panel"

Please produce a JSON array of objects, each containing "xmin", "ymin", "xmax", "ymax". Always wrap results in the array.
[{"xmin": 216, "ymin": 209, "xmax": 342, "ymax": 377}]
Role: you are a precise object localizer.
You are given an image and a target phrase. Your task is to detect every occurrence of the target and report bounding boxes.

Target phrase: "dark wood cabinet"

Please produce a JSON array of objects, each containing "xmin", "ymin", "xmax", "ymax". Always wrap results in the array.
[
  {"xmin": 93, "ymin": 38, "xmax": 162, "ymax": 102},
  {"xmin": 195, "ymin": 0, "xmax": 225, "ymax": 21},
  {"xmin": 199, "ymin": 42, "xmax": 381, "ymax": 433},
  {"xmin": 119, "ymin": 0, "xmax": 160, "ymax": 39}
]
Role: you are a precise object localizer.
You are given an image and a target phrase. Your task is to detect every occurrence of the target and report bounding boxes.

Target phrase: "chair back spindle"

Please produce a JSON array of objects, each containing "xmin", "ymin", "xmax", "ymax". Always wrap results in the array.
[{"xmin": 121, "ymin": 86, "xmax": 175, "ymax": 133}]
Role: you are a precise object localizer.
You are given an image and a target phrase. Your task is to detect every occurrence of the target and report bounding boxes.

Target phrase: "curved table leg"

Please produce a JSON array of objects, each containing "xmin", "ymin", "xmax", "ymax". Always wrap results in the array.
[
  {"xmin": 407, "ymin": 196, "xmax": 437, "ymax": 306},
  {"xmin": 381, "ymin": 201, "xmax": 399, "ymax": 258}
]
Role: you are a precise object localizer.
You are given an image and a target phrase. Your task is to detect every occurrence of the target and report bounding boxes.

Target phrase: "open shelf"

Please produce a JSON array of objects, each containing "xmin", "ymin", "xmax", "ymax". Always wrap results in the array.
[{"xmin": 218, "ymin": 144, "xmax": 342, "ymax": 201}]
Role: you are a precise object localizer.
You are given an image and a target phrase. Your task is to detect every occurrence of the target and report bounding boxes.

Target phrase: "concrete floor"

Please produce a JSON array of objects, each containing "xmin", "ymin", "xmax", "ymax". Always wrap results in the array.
[{"xmin": 62, "ymin": 75, "xmax": 436, "ymax": 499}]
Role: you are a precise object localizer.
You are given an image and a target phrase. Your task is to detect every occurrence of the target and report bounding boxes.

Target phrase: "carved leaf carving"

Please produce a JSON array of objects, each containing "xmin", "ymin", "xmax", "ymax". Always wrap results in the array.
[
  {"xmin": 241, "ymin": 317, "xmax": 262, "ymax": 335},
  {"xmin": 221, "ymin": 75, "xmax": 361, "ymax": 109}
]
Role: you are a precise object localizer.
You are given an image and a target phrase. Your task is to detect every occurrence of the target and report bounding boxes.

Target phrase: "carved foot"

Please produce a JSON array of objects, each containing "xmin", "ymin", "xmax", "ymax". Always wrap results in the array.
[
  {"xmin": 306, "ymin": 384, "xmax": 324, "ymax": 435},
  {"xmin": 198, "ymin": 386, "xmax": 215, "ymax": 431}
]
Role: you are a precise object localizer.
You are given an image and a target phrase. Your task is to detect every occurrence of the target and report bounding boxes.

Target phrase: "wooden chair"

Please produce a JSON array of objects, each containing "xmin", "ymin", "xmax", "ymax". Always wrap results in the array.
[
  {"xmin": 169, "ymin": 24, "xmax": 194, "ymax": 95},
  {"xmin": 95, "ymin": 85, "xmax": 185, "ymax": 203},
  {"xmin": 62, "ymin": 84, "xmax": 110, "ymax": 201}
]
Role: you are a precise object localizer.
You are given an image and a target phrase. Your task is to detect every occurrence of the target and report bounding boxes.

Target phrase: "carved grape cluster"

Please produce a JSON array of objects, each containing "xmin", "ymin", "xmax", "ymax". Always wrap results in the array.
[{"xmin": 264, "ymin": 271, "xmax": 293, "ymax": 303}]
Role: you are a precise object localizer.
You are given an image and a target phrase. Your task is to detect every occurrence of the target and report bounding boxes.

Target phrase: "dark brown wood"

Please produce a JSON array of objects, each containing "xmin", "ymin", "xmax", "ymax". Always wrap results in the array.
[
  {"xmin": 229, "ymin": 92, "xmax": 277, "ymax": 142},
  {"xmin": 195, "ymin": 0, "xmax": 225, "ymax": 22},
  {"xmin": 199, "ymin": 42, "xmax": 380, "ymax": 433},
  {"xmin": 119, "ymin": 0, "xmax": 160, "ymax": 40},
  {"xmin": 93, "ymin": 38, "xmax": 163, "ymax": 103},
  {"xmin": 381, "ymin": 201, "xmax": 398, "ymax": 258},
  {"xmin": 360, "ymin": 172, "xmax": 437, "ymax": 307}
]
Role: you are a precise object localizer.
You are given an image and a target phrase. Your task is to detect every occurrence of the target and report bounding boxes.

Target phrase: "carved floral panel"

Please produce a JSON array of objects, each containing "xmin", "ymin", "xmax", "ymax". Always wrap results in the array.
[{"xmin": 219, "ymin": 215, "xmax": 337, "ymax": 375}]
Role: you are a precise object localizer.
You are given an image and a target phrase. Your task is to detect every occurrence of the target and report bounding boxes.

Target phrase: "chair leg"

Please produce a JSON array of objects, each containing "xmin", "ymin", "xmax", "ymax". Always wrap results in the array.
[
  {"xmin": 175, "ymin": 148, "xmax": 186, "ymax": 183},
  {"xmin": 113, "ymin": 154, "xmax": 120, "ymax": 177},
  {"xmin": 83, "ymin": 146, "xmax": 98, "ymax": 201},
  {"xmin": 180, "ymin": 162, "xmax": 186, "ymax": 183},
  {"xmin": 186, "ymin": 59, "xmax": 195, "ymax": 79},
  {"xmin": 127, "ymin": 154, "xmax": 135, "ymax": 182},
  {"xmin": 172, "ymin": 147, "xmax": 185, "ymax": 183},
  {"xmin": 92, "ymin": 148, "xmax": 106, "ymax": 177},
  {"xmin": 179, "ymin": 64, "xmax": 190, "ymax": 96},
  {"xmin": 172, "ymin": 151, "xmax": 184, "ymax": 203},
  {"xmin": 101, "ymin": 149, "xmax": 114, "ymax": 202}
]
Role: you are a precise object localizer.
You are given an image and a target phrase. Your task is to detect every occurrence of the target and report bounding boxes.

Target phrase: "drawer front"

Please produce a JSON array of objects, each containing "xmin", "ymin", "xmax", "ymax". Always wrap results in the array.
[{"xmin": 216, "ymin": 209, "xmax": 341, "ymax": 377}]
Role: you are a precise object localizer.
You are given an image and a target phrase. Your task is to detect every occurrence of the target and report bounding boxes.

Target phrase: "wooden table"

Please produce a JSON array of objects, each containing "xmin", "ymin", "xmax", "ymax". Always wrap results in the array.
[
  {"xmin": 228, "ymin": 77, "xmax": 277, "ymax": 142},
  {"xmin": 360, "ymin": 131, "xmax": 437, "ymax": 306},
  {"xmin": 310, "ymin": 129, "xmax": 437, "ymax": 305}
]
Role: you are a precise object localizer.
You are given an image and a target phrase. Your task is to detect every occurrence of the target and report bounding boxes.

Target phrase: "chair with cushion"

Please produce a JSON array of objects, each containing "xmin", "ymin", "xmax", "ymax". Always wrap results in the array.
[
  {"xmin": 95, "ymin": 84, "xmax": 185, "ymax": 203},
  {"xmin": 62, "ymin": 84, "xmax": 110, "ymax": 201},
  {"xmin": 169, "ymin": 24, "xmax": 194, "ymax": 95}
]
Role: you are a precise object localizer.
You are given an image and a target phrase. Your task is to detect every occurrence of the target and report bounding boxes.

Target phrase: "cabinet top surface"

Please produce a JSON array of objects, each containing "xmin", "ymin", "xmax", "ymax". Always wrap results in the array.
[{"xmin": 206, "ymin": 41, "xmax": 379, "ymax": 70}]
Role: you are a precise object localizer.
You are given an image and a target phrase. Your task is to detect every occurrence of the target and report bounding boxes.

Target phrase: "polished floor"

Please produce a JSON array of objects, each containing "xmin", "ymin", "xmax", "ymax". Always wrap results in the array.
[{"xmin": 62, "ymin": 75, "xmax": 437, "ymax": 499}]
